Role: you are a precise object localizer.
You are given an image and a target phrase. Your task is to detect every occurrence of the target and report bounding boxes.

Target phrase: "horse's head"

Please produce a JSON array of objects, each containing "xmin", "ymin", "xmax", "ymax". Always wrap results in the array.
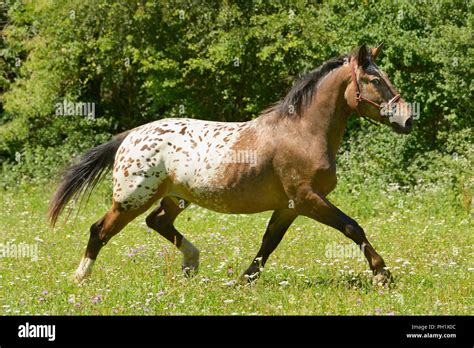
[{"xmin": 345, "ymin": 44, "xmax": 413, "ymax": 134}]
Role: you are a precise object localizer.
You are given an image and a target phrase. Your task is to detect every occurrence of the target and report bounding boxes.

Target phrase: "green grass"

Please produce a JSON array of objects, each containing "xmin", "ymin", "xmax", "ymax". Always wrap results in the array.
[{"xmin": 0, "ymin": 180, "xmax": 472, "ymax": 315}]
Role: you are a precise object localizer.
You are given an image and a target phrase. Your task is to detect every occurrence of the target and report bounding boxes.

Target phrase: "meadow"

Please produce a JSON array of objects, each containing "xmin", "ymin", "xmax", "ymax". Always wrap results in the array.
[{"xmin": 0, "ymin": 180, "xmax": 472, "ymax": 315}]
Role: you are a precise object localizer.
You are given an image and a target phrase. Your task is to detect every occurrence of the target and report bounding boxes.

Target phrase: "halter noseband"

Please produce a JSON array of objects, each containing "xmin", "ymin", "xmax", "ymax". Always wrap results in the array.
[{"xmin": 350, "ymin": 58, "xmax": 401, "ymax": 124}]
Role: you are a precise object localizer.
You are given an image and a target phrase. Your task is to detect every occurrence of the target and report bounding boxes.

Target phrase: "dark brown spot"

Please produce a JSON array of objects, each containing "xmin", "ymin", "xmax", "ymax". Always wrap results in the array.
[{"xmin": 155, "ymin": 127, "xmax": 174, "ymax": 134}]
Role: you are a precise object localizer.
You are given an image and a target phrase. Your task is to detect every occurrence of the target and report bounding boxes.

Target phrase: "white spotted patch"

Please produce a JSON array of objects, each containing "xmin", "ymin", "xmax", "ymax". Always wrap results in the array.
[{"xmin": 113, "ymin": 118, "xmax": 254, "ymax": 211}]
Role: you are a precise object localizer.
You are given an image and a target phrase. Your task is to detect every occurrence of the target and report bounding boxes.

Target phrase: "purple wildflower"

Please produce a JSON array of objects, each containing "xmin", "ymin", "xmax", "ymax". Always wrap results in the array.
[{"xmin": 92, "ymin": 295, "xmax": 103, "ymax": 304}]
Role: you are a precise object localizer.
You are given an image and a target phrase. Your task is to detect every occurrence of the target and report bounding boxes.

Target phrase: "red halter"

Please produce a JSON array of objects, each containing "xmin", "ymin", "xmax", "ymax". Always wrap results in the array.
[{"xmin": 350, "ymin": 58, "xmax": 401, "ymax": 123}]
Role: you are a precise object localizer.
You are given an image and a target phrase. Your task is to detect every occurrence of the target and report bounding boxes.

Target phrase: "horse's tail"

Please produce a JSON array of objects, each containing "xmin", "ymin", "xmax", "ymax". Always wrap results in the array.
[{"xmin": 47, "ymin": 130, "xmax": 130, "ymax": 227}]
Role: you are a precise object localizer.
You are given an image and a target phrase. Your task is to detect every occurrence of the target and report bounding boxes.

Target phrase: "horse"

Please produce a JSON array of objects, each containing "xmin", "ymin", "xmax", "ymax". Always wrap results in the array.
[{"xmin": 48, "ymin": 44, "xmax": 413, "ymax": 285}]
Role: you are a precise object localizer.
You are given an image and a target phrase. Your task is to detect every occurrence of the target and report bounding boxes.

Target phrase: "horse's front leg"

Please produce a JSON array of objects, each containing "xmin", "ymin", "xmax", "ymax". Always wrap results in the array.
[{"xmin": 295, "ymin": 186, "xmax": 391, "ymax": 284}]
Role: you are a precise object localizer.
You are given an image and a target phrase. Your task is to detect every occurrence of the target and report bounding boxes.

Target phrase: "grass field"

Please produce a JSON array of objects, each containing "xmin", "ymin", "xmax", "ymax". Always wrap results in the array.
[{"xmin": 0, "ymin": 180, "xmax": 472, "ymax": 315}]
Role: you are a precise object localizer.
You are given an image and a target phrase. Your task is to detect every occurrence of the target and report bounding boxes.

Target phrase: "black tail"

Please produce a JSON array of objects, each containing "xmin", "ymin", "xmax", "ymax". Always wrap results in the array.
[{"xmin": 47, "ymin": 131, "xmax": 130, "ymax": 227}]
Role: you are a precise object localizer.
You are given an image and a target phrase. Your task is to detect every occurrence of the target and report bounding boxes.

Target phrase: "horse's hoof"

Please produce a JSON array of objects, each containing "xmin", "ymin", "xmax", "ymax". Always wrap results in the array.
[
  {"xmin": 239, "ymin": 271, "xmax": 260, "ymax": 284},
  {"xmin": 71, "ymin": 272, "xmax": 87, "ymax": 284},
  {"xmin": 181, "ymin": 243, "xmax": 199, "ymax": 277},
  {"xmin": 182, "ymin": 263, "xmax": 199, "ymax": 277},
  {"xmin": 182, "ymin": 267, "xmax": 195, "ymax": 277},
  {"xmin": 372, "ymin": 269, "xmax": 392, "ymax": 286}
]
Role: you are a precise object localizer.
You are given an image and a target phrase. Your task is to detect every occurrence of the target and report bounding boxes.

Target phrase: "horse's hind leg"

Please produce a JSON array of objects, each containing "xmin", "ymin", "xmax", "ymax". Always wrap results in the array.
[
  {"xmin": 73, "ymin": 200, "xmax": 154, "ymax": 283},
  {"xmin": 242, "ymin": 209, "xmax": 297, "ymax": 281},
  {"xmin": 145, "ymin": 196, "xmax": 200, "ymax": 276}
]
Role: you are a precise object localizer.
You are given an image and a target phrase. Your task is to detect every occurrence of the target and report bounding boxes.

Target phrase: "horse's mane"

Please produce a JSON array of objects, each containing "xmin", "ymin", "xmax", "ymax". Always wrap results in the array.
[{"xmin": 264, "ymin": 54, "xmax": 349, "ymax": 118}]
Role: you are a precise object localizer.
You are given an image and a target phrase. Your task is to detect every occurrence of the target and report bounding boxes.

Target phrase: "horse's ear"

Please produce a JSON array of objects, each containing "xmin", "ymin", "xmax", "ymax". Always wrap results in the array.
[
  {"xmin": 371, "ymin": 43, "xmax": 384, "ymax": 61},
  {"xmin": 356, "ymin": 45, "xmax": 369, "ymax": 66}
]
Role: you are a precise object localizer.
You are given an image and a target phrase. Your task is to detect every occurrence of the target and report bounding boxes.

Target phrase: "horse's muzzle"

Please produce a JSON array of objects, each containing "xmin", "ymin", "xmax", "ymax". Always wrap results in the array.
[{"xmin": 390, "ymin": 115, "xmax": 413, "ymax": 134}]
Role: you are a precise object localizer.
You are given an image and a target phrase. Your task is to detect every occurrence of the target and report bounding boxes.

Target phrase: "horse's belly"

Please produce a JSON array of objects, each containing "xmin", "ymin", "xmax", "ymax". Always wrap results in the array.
[
  {"xmin": 178, "ymin": 184, "xmax": 285, "ymax": 213},
  {"xmin": 171, "ymin": 163, "xmax": 288, "ymax": 214}
]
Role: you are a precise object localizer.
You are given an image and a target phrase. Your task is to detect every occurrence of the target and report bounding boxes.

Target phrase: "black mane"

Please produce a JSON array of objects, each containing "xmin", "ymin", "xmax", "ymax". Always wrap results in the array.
[{"xmin": 273, "ymin": 55, "xmax": 348, "ymax": 117}]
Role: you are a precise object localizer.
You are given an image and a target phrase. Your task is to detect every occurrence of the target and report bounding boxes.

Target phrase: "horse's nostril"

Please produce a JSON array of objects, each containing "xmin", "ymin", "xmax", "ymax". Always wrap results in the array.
[{"xmin": 405, "ymin": 117, "xmax": 413, "ymax": 129}]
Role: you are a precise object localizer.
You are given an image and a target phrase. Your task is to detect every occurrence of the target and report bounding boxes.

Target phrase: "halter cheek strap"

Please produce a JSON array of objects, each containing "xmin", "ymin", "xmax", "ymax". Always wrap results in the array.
[{"xmin": 350, "ymin": 58, "xmax": 401, "ymax": 124}]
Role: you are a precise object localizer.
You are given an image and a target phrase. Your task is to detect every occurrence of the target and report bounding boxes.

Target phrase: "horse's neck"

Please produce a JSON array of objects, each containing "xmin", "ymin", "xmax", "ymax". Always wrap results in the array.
[{"xmin": 300, "ymin": 65, "xmax": 351, "ymax": 157}]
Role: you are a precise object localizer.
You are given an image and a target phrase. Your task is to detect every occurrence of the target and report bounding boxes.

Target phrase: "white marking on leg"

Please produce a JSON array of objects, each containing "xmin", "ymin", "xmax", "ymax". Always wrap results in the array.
[
  {"xmin": 179, "ymin": 237, "xmax": 200, "ymax": 275},
  {"xmin": 73, "ymin": 257, "xmax": 95, "ymax": 283}
]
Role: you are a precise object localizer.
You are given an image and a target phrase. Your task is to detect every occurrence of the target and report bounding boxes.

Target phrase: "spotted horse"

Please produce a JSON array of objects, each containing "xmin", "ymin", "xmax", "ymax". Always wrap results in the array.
[{"xmin": 48, "ymin": 45, "xmax": 413, "ymax": 285}]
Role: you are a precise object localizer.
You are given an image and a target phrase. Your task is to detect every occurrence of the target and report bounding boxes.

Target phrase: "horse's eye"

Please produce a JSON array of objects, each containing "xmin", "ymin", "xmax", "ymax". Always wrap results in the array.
[{"xmin": 370, "ymin": 78, "xmax": 380, "ymax": 85}]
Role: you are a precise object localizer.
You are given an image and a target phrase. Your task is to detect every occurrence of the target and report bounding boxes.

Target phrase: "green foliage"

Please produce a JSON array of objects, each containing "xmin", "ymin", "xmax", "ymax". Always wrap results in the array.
[
  {"xmin": 1, "ymin": 116, "xmax": 112, "ymax": 189},
  {"xmin": 0, "ymin": 0, "xmax": 472, "ymax": 189},
  {"xmin": 337, "ymin": 124, "xmax": 473, "ymax": 193}
]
